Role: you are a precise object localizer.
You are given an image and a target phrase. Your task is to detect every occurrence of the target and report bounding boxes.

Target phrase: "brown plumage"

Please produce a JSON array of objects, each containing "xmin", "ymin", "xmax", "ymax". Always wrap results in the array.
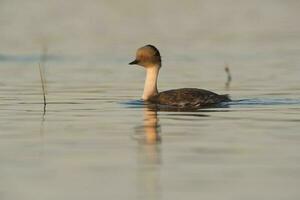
[
  {"xmin": 149, "ymin": 88, "xmax": 230, "ymax": 108},
  {"xmin": 129, "ymin": 45, "xmax": 231, "ymax": 108}
]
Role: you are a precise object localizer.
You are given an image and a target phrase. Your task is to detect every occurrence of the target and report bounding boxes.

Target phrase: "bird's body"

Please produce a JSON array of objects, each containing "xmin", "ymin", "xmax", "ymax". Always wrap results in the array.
[
  {"xmin": 129, "ymin": 45, "xmax": 231, "ymax": 108},
  {"xmin": 148, "ymin": 88, "xmax": 230, "ymax": 108}
]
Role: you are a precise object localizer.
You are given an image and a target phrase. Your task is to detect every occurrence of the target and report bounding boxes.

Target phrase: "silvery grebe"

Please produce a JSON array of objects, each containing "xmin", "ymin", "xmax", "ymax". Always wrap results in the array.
[{"xmin": 129, "ymin": 45, "xmax": 231, "ymax": 108}]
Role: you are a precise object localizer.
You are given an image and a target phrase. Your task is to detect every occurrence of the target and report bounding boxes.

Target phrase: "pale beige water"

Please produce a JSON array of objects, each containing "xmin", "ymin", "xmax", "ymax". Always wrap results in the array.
[{"xmin": 0, "ymin": 1, "xmax": 300, "ymax": 200}]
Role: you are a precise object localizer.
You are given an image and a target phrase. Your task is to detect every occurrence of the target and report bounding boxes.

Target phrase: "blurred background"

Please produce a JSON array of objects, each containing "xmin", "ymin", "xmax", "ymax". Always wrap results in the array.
[{"xmin": 1, "ymin": 0, "xmax": 299, "ymax": 55}]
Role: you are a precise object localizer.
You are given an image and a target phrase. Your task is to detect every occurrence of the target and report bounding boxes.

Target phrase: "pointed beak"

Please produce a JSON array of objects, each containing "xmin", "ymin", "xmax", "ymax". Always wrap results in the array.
[{"xmin": 129, "ymin": 59, "xmax": 139, "ymax": 65}]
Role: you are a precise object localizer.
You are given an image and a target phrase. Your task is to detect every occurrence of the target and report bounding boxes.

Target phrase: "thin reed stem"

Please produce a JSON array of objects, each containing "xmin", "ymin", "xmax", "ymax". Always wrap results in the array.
[{"xmin": 39, "ymin": 63, "xmax": 47, "ymax": 109}]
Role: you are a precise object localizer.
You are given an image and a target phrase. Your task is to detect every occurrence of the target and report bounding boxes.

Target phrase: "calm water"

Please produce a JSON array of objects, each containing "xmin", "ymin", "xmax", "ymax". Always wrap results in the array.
[{"xmin": 1, "ymin": 1, "xmax": 300, "ymax": 200}]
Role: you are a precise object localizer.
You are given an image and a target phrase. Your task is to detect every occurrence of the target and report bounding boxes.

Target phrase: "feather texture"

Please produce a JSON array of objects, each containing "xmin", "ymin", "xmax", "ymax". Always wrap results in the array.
[{"xmin": 149, "ymin": 88, "xmax": 230, "ymax": 108}]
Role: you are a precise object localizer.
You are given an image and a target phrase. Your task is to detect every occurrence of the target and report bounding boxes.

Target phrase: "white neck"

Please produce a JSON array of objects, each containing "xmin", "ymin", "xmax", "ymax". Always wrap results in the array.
[{"xmin": 142, "ymin": 65, "xmax": 160, "ymax": 100}]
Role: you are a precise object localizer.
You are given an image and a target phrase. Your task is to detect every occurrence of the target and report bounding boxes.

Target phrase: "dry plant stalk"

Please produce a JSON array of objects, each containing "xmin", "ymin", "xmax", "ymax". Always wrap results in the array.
[
  {"xmin": 225, "ymin": 64, "xmax": 232, "ymax": 89},
  {"xmin": 38, "ymin": 44, "xmax": 48, "ymax": 113},
  {"xmin": 39, "ymin": 63, "xmax": 47, "ymax": 108}
]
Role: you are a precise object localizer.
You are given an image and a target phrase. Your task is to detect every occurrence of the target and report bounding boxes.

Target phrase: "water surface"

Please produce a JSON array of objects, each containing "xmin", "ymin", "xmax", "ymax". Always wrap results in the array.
[{"xmin": 1, "ymin": 1, "xmax": 300, "ymax": 200}]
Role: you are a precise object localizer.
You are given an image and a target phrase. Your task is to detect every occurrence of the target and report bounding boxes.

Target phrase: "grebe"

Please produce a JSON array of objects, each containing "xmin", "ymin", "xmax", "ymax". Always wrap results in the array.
[{"xmin": 129, "ymin": 45, "xmax": 231, "ymax": 108}]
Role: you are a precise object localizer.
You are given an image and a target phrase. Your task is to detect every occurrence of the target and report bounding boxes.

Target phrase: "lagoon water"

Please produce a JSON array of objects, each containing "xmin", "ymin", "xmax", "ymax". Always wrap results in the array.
[{"xmin": 1, "ymin": 1, "xmax": 300, "ymax": 200}]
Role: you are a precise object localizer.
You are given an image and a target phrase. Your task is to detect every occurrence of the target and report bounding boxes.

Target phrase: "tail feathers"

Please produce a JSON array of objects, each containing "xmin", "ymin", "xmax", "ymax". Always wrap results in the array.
[{"xmin": 220, "ymin": 94, "xmax": 231, "ymax": 102}]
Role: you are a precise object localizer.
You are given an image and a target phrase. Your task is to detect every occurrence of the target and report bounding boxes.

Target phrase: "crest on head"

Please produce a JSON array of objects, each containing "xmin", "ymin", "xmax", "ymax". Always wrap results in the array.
[{"xmin": 129, "ymin": 45, "xmax": 161, "ymax": 67}]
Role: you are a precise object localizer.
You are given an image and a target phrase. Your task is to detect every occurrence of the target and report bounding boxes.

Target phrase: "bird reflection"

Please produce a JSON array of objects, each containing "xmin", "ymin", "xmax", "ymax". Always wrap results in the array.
[
  {"xmin": 135, "ymin": 105, "xmax": 162, "ymax": 200},
  {"xmin": 133, "ymin": 103, "xmax": 217, "ymax": 199},
  {"xmin": 135, "ymin": 106, "xmax": 161, "ymax": 145}
]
